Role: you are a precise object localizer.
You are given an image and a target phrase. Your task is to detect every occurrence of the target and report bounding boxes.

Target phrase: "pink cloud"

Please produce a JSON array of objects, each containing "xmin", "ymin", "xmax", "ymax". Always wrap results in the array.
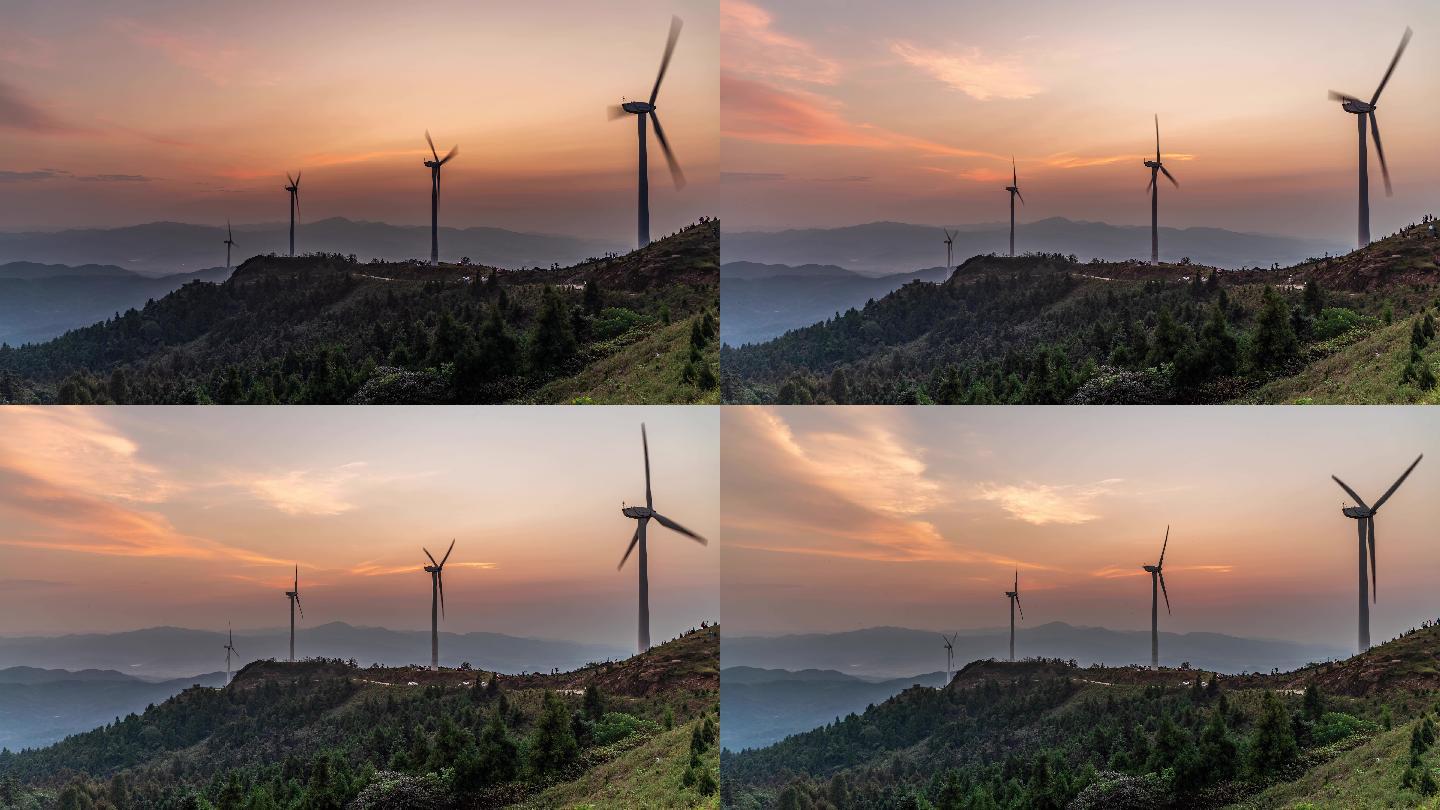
[
  {"xmin": 889, "ymin": 41, "xmax": 1043, "ymax": 101},
  {"xmin": 722, "ymin": 0, "xmax": 841, "ymax": 85}
]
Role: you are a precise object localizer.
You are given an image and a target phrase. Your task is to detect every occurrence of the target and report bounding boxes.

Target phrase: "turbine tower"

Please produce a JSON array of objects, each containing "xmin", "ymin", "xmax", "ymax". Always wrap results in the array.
[
  {"xmin": 284, "ymin": 566, "xmax": 303, "ymax": 663},
  {"xmin": 223, "ymin": 221, "xmax": 237, "ymax": 271},
  {"xmin": 1004, "ymin": 570, "xmax": 1024, "ymax": 662},
  {"xmin": 423, "ymin": 132, "xmax": 458, "ymax": 265},
  {"xmin": 1005, "ymin": 158, "xmax": 1024, "ymax": 257},
  {"xmin": 1143, "ymin": 116, "xmax": 1178, "ymax": 264},
  {"xmin": 422, "ymin": 539, "xmax": 455, "ymax": 671},
  {"xmin": 1331, "ymin": 454, "xmax": 1422, "ymax": 652},
  {"xmin": 941, "ymin": 632, "xmax": 957, "ymax": 684},
  {"xmin": 609, "ymin": 16, "xmax": 686, "ymax": 249},
  {"xmin": 1329, "ymin": 27, "xmax": 1411, "ymax": 248},
  {"xmin": 618, "ymin": 423, "xmax": 707, "ymax": 653},
  {"xmin": 223, "ymin": 624, "xmax": 238, "ymax": 686},
  {"xmin": 942, "ymin": 229, "xmax": 955, "ymax": 268},
  {"xmin": 1142, "ymin": 527, "xmax": 1171, "ymax": 669},
  {"xmin": 284, "ymin": 172, "xmax": 301, "ymax": 257}
]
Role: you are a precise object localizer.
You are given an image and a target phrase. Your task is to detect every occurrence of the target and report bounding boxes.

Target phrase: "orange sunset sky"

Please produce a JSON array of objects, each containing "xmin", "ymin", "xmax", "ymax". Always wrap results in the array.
[
  {"xmin": 0, "ymin": 407, "xmax": 720, "ymax": 646},
  {"xmin": 0, "ymin": 0, "xmax": 718, "ymax": 237},
  {"xmin": 720, "ymin": 0, "xmax": 1440, "ymax": 240},
  {"xmin": 722, "ymin": 407, "xmax": 1439, "ymax": 647}
]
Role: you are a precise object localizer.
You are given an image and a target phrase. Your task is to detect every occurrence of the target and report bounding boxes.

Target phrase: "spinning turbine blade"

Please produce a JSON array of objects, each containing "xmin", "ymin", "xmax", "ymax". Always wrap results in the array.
[
  {"xmin": 642, "ymin": 424, "xmax": 652, "ymax": 509},
  {"xmin": 653, "ymin": 513, "xmax": 707, "ymax": 544},
  {"xmin": 650, "ymin": 112, "xmax": 686, "ymax": 189},
  {"xmin": 1369, "ymin": 113, "xmax": 1392, "ymax": 195},
  {"xmin": 440, "ymin": 145, "xmax": 458, "ymax": 165},
  {"xmin": 1159, "ymin": 572, "xmax": 1170, "ymax": 614},
  {"xmin": 1146, "ymin": 174, "xmax": 1155, "ymax": 193},
  {"xmin": 438, "ymin": 573, "xmax": 446, "ymax": 618},
  {"xmin": 440, "ymin": 538, "xmax": 455, "ymax": 567},
  {"xmin": 1370, "ymin": 26, "xmax": 1412, "ymax": 106},
  {"xmin": 1016, "ymin": 189, "xmax": 1025, "ymax": 205},
  {"xmin": 1016, "ymin": 594, "xmax": 1024, "ymax": 620},
  {"xmin": 618, "ymin": 525, "xmax": 641, "ymax": 570},
  {"xmin": 424, "ymin": 547, "xmax": 438, "ymax": 567},
  {"xmin": 1329, "ymin": 89, "xmax": 1362, "ymax": 103},
  {"xmin": 650, "ymin": 15, "xmax": 683, "ymax": 105},
  {"xmin": 1159, "ymin": 526, "xmax": 1169, "ymax": 567},
  {"xmin": 1331, "ymin": 475, "xmax": 1369, "ymax": 509},
  {"xmin": 425, "ymin": 130, "xmax": 439, "ymax": 163},
  {"xmin": 1373, "ymin": 454, "xmax": 1422, "ymax": 510},
  {"xmin": 1161, "ymin": 166, "xmax": 1179, "ymax": 188},
  {"xmin": 295, "ymin": 594, "xmax": 303, "ymax": 618}
]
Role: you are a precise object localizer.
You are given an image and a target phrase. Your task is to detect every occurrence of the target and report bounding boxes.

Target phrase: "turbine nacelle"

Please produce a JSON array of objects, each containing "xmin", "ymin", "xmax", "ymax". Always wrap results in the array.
[
  {"xmin": 1340, "ymin": 99, "xmax": 1376, "ymax": 115},
  {"xmin": 1342, "ymin": 505, "xmax": 1372, "ymax": 519},
  {"xmin": 622, "ymin": 505, "xmax": 653, "ymax": 519},
  {"xmin": 622, "ymin": 101, "xmax": 655, "ymax": 114},
  {"xmin": 1144, "ymin": 160, "xmax": 1162, "ymax": 169},
  {"xmin": 1142, "ymin": 564, "xmax": 1160, "ymax": 573}
]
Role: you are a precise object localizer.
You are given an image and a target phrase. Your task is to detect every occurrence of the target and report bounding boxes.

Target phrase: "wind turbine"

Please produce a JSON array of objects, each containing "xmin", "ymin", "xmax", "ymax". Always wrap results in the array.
[
  {"xmin": 423, "ymin": 132, "xmax": 458, "ymax": 265},
  {"xmin": 1005, "ymin": 158, "xmax": 1024, "ymax": 257},
  {"xmin": 941, "ymin": 632, "xmax": 957, "ymax": 684},
  {"xmin": 1331, "ymin": 454, "xmax": 1422, "ymax": 652},
  {"xmin": 284, "ymin": 566, "xmax": 303, "ymax": 663},
  {"xmin": 618, "ymin": 423, "xmax": 707, "ymax": 653},
  {"xmin": 1141, "ymin": 527, "xmax": 1171, "ymax": 669},
  {"xmin": 1004, "ymin": 570, "xmax": 1024, "ymax": 662},
  {"xmin": 1329, "ymin": 27, "xmax": 1411, "ymax": 248},
  {"xmin": 609, "ymin": 16, "xmax": 686, "ymax": 249},
  {"xmin": 223, "ymin": 624, "xmax": 238, "ymax": 686},
  {"xmin": 284, "ymin": 172, "xmax": 301, "ymax": 257},
  {"xmin": 942, "ymin": 229, "xmax": 955, "ymax": 268},
  {"xmin": 223, "ymin": 221, "xmax": 237, "ymax": 271},
  {"xmin": 422, "ymin": 539, "xmax": 455, "ymax": 671},
  {"xmin": 1143, "ymin": 116, "xmax": 1178, "ymax": 265}
]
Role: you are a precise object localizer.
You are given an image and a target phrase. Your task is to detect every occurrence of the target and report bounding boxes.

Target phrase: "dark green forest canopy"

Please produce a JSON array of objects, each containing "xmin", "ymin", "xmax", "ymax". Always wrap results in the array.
[
  {"xmin": 0, "ymin": 219, "xmax": 719, "ymax": 405},
  {"xmin": 0, "ymin": 626, "xmax": 720, "ymax": 810},
  {"xmin": 722, "ymin": 225, "xmax": 1440, "ymax": 406},
  {"xmin": 723, "ymin": 620, "xmax": 1440, "ymax": 810}
]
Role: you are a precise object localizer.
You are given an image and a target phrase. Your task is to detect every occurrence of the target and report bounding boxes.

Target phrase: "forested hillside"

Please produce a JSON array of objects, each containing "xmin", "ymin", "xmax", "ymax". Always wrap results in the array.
[
  {"xmin": 721, "ymin": 622, "xmax": 1440, "ymax": 809},
  {"xmin": 0, "ymin": 220, "xmax": 719, "ymax": 405},
  {"xmin": 722, "ymin": 224, "xmax": 1440, "ymax": 405},
  {"xmin": 0, "ymin": 626, "xmax": 720, "ymax": 810}
]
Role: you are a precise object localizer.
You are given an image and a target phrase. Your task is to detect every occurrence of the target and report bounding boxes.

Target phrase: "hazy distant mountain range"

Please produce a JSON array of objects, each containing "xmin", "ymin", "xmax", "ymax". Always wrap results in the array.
[
  {"xmin": 0, "ymin": 218, "xmax": 628, "ymax": 277},
  {"xmin": 723, "ymin": 218, "xmax": 1350, "ymax": 275},
  {"xmin": 0, "ymin": 666, "xmax": 226, "ymax": 751},
  {"xmin": 0, "ymin": 622, "xmax": 629, "ymax": 681},
  {"xmin": 721, "ymin": 666, "xmax": 946, "ymax": 751},
  {"xmin": 721, "ymin": 261, "xmax": 948, "ymax": 346},
  {"xmin": 0, "ymin": 262, "xmax": 232, "ymax": 345},
  {"xmin": 722, "ymin": 623, "xmax": 1350, "ymax": 680}
]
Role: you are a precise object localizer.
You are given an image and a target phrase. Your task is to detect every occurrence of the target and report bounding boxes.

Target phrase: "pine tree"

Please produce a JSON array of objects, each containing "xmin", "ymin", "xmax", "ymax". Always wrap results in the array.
[
  {"xmin": 1247, "ymin": 691, "xmax": 1300, "ymax": 777},
  {"xmin": 1250, "ymin": 286, "xmax": 1300, "ymax": 371},
  {"xmin": 528, "ymin": 691, "xmax": 579, "ymax": 776}
]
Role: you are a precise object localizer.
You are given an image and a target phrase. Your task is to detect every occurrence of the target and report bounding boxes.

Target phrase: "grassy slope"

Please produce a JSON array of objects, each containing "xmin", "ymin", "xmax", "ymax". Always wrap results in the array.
[
  {"xmin": 1243, "ymin": 317, "xmax": 1440, "ymax": 404},
  {"xmin": 530, "ymin": 317, "xmax": 721, "ymax": 405},
  {"xmin": 517, "ymin": 718, "xmax": 720, "ymax": 809},
  {"xmin": 1226, "ymin": 724, "xmax": 1440, "ymax": 809}
]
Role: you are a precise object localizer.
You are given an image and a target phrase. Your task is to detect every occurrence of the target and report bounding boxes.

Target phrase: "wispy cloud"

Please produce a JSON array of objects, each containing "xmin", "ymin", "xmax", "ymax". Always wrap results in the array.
[
  {"xmin": 1091, "ymin": 563, "xmax": 1233, "ymax": 579},
  {"xmin": 974, "ymin": 479, "xmax": 1123, "ymax": 525},
  {"xmin": 889, "ymin": 41, "xmax": 1043, "ymax": 101},
  {"xmin": 0, "ymin": 169, "xmax": 64, "ymax": 182},
  {"xmin": 110, "ymin": 19, "xmax": 271, "ymax": 87},
  {"xmin": 721, "ymin": 0, "xmax": 841, "ymax": 85},
  {"xmin": 246, "ymin": 462, "xmax": 369, "ymax": 517},
  {"xmin": 722, "ymin": 74, "xmax": 1002, "ymax": 159},
  {"xmin": 349, "ymin": 561, "xmax": 497, "ymax": 577},
  {"xmin": 77, "ymin": 173, "xmax": 150, "ymax": 183},
  {"xmin": 1043, "ymin": 152, "xmax": 1196, "ymax": 170},
  {"xmin": 0, "ymin": 79, "xmax": 89, "ymax": 134},
  {"xmin": 722, "ymin": 171, "xmax": 786, "ymax": 183}
]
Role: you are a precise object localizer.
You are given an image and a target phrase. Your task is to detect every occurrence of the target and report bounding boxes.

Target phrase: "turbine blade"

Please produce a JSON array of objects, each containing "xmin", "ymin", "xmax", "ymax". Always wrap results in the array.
[
  {"xmin": 295, "ymin": 594, "xmax": 303, "ymax": 618},
  {"xmin": 1159, "ymin": 572, "xmax": 1171, "ymax": 614},
  {"xmin": 294, "ymin": 565, "xmax": 298, "ymax": 591},
  {"xmin": 1146, "ymin": 174, "xmax": 1155, "ymax": 193},
  {"xmin": 1015, "ymin": 189, "xmax": 1025, "ymax": 205},
  {"xmin": 440, "ymin": 145, "xmax": 458, "ymax": 165},
  {"xmin": 1373, "ymin": 454, "xmax": 1422, "ymax": 510},
  {"xmin": 426, "ymin": 130, "xmax": 439, "ymax": 163},
  {"xmin": 438, "ymin": 573, "xmax": 446, "ymax": 619},
  {"xmin": 653, "ymin": 513, "xmax": 708, "ymax": 545},
  {"xmin": 650, "ymin": 15, "xmax": 683, "ymax": 106},
  {"xmin": 649, "ymin": 112, "xmax": 686, "ymax": 189},
  {"xmin": 642, "ymin": 424, "xmax": 652, "ymax": 510},
  {"xmin": 617, "ymin": 525, "xmax": 641, "ymax": 570},
  {"xmin": 1161, "ymin": 166, "xmax": 1179, "ymax": 188},
  {"xmin": 1154, "ymin": 114, "xmax": 1160, "ymax": 161},
  {"xmin": 1367, "ymin": 516, "xmax": 1377, "ymax": 602},
  {"xmin": 440, "ymin": 538, "xmax": 455, "ymax": 567},
  {"xmin": 294, "ymin": 171, "xmax": 301, "ymax": 187},
  {"xmin": 286, "ymin": 172, "xmax": 295, "ymax": 186},
  {"xmin": 1014, "ymin": 569, "xmax": 1018, "ymax": 591},
  {"xmin": 1331, "ymin": 475, "xmax": 1370, "ymax": 510},
  {"xmin": 1369, "ymin": 113, "xmax": 1391, "ymax": 196},
  {"xmin": 1016, "ymin": 595, "xmax": 1024, "ymax": 620},
  {"xmin": 1159, "ymin": 526, "xmax": 1169, "ymax": 567},
  {"xmin": 1370, "ymin": 26, "xmax": 1412, "ymax": 106},
  {"xmin": 1012, "ymin": 155, "xmax": 1017, "ymax": 186},
  {"xmin": 424, "ymin": 547, "xmax": 438, "ymax": 567},
  {"xmin": 1329, "ymin": 89, "xmax": 1361, "ymax": 103},
  {"xmin": 607, "ymin": 104, "xmax": 627, "ymax": 121}
]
